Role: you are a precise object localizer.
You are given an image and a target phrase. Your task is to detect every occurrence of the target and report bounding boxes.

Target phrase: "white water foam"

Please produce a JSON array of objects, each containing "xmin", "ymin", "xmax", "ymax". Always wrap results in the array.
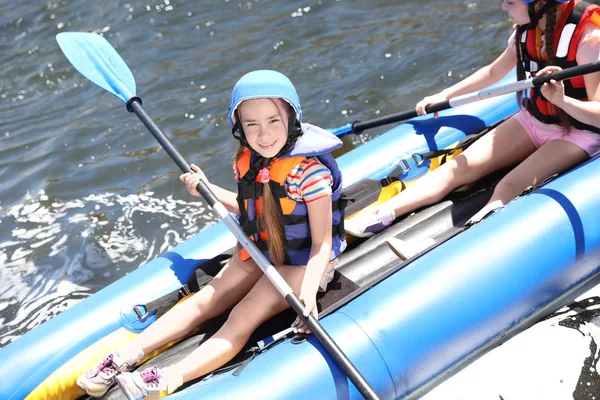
[
  {"xmin": 0, "ymin": 189, "xmax": 216, "ymax": 347},
  {"xmin": 422, "ymin": 285, "xmax": 600, "ymax": 400}
]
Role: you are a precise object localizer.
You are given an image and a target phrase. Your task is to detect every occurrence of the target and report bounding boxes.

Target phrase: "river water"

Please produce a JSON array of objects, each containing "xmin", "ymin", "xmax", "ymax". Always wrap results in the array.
[{"xmin": 1, "ymin": 1, "xmax": 597, "ymax": 398}]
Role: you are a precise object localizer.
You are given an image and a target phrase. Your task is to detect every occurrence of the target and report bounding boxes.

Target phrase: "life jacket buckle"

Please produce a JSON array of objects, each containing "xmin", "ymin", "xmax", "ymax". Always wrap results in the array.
[{"xmin": 529, "ymin": 60, "xmax": 539, "ymax": 73}]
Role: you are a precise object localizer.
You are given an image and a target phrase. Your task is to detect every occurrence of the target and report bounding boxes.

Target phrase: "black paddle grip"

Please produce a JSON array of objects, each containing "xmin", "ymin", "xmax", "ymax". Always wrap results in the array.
[
  {"xmin": 352, "ymin": 99, "xmax": 451, "ymax": 134},
  {"xmin": 532, "ymin": 60, "xmax": 600, "ymax": 87}
]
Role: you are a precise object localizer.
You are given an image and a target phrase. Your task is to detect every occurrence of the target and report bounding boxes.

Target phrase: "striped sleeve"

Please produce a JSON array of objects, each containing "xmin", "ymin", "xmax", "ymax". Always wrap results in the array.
[{"xmin": 285, "ymin": 157, "xmax": 333, "ymax": 203}]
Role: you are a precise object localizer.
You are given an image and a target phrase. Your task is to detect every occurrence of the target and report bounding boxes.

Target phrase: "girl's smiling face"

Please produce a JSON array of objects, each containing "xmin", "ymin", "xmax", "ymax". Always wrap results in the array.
[
  {"xmin": 238, "ymin": 98, "xmax": 289, "ymax": 158},
  {"xmin": 502, "ymin": 0, "xmax": 531, "ymax": 25}
]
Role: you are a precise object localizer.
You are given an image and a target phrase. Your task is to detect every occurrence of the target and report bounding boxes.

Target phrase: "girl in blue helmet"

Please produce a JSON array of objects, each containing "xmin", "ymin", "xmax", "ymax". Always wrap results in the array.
[
  {"xmin": 345, "ymin": 0, "xmax": 600, "ymax": 238},
  {"xmin": 77, "ymin": 70, "xmax": 346, "ymax": 399}
]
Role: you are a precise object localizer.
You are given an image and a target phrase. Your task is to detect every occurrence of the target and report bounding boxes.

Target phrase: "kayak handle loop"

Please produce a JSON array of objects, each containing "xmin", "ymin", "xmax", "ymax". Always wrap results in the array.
[{"xmin": 411, "ymin": 153, "xmax": 425, "ymax": 166}]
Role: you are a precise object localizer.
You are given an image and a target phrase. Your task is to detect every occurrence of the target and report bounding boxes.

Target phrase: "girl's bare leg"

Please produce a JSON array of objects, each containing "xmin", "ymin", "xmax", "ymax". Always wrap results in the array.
[
  {"xmin": 384, "ymin": 117, "xmax": 537, "ymax": 218},
  {"xmin": 468, "ymin": 138, "xmax": 588, "ymax": 222},
  {"xmin": 168, "ymin": 264, "xmax": 306, "ymax": 382},
  {"xmin": 119, "ymin": 253, "xmax": 263, "ymax": 357}
]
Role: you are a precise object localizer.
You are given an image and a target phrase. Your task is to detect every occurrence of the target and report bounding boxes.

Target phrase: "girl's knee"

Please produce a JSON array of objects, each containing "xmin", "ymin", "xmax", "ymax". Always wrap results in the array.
[
  {"xmin": 171, "ymin": 292, "xmax": 205, "ymax": 320},
  {"xmin": 184, "ymin": 287, "xmax": 224, "ymax": 321},
  {"xmin": 225, "ymin": 301, "xmax": 260, "ymax": 334},
  {"xmin": 493, "ymin": 176, "xmax": 527, "ymax": 201},
  {"xmin": 228, "ymin": 297, "xmax": 280, "ymax": 330},
  {"xmin": 446, "ymin": 155, "xmax": 480, "ymax": 186}
]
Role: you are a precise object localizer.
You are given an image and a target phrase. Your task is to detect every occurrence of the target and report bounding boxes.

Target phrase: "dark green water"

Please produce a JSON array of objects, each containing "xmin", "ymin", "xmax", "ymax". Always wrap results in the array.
[{"xmin": 0, "ymin": 0, "xmax": 511, "ymax": 346}]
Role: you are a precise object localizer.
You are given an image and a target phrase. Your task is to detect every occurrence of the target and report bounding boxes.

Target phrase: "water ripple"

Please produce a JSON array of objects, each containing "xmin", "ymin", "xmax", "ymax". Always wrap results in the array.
[{"xmin": 0, "ymin": 189, "xmax": 216, "ymax": 347}]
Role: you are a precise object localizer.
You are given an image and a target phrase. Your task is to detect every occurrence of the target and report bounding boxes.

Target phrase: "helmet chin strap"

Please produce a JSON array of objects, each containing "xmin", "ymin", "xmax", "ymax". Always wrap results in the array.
[
  {"xmin": 282, "ymin": 105, "xmax": 303, "ymax": 152},
  {"xmin": 231, "ymin": 108, "xmax": 252, "ymax": 150},
  {"xmin": 518, "ymin": 0, "xmax": 554, "ymax": 33}
]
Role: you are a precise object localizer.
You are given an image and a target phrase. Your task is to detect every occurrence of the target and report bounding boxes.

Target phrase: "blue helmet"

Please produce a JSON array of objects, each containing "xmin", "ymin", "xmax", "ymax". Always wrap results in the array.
[{"xmin": 228, "ymin": 70, "xmax": 302, "ymax": 127}]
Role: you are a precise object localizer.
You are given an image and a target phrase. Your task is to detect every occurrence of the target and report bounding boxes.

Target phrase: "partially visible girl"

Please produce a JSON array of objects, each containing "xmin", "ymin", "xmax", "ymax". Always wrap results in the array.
[
  {"xmin": 76, "ymin": 70, "xmax": 346, "ymax": 399},
  {"xmin": 345, "ymin": 0, "xmax": 600, "ymax": 238}
]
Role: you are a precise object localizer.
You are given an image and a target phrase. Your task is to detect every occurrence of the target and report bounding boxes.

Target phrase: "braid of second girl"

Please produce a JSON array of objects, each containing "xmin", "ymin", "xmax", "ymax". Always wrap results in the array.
[
  {"xmin": 544, "ymin": 3, "xmax": 558, "ymax": 64},
  {"xmin": 544, "ymin": 3, "xmax": 572, "ymax": 130},
  {"xmin": 516, "ymin": 26, "xmax": 528, "ymax": 106}
]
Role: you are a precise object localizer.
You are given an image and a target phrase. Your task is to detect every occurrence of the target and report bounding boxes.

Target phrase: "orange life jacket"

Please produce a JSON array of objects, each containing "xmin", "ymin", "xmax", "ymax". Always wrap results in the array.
[{"xmin": 235, "ymin": 124, "xmax": 346, "ymax": 266}]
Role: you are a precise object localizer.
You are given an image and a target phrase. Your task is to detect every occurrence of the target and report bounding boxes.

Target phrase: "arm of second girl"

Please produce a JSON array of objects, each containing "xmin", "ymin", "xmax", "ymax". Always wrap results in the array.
[{"xmin": 557, "ymin": 70, "xmax": 600, "ymax": 129}]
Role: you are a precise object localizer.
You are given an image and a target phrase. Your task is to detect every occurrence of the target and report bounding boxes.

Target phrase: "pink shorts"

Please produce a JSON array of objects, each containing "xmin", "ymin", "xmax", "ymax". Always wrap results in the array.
[{"xmin": 513, "ymin": 109, "xmax": 600, "ymax": 156}]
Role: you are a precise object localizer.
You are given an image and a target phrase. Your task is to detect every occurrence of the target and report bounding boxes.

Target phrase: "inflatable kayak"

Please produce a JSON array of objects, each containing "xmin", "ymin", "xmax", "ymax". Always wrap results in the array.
[{"xmin": 3, "ymin": 58, "xmax": 600, "ymax": 399}]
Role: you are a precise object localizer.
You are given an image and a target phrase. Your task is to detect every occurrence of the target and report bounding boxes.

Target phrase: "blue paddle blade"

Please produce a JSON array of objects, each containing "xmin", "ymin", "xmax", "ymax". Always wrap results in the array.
[{"xmin": 56, "ymin": 32, "xmax": 136, "ymax": 103}]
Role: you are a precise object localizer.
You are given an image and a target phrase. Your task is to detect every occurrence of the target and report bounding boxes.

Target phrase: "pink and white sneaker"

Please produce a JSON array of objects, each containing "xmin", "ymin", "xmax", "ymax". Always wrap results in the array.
[
  {"xmin": 117, "ymin": 366, "xmax": 170, "ymax": 400},
  {"xmin": 345, "ymin": 208, "xmax": 393, "ymax": 238},
  {"xmin": 76, "ymin": 352, "xmax": 135, "ymax": 397}
]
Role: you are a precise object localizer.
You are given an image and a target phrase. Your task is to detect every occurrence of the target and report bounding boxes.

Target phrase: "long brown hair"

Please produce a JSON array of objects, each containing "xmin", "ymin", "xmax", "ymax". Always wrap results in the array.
[
  {"xmin": 234, "ymin": 99, "xmax": 298, "ymax": 265},
  {"xmin": 515, "ymin": 1, "xmax": 571, "ymax": 131}
]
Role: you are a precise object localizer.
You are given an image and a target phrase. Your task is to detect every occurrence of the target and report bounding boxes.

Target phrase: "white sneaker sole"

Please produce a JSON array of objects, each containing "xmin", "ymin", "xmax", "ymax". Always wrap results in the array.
[
  {"xmin": 76, "ymin": 375, "xmax": 112, "ymax": 398},
  {"xmin": 116, "ymin": 373, "xmax": 143, "ymax": 400}
]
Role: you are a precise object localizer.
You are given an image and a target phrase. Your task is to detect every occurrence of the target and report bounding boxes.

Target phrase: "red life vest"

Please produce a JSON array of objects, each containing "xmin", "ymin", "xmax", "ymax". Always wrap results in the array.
[{"xmin": 519, "ymin": 0, "xmax": 600, "ymax": 133}]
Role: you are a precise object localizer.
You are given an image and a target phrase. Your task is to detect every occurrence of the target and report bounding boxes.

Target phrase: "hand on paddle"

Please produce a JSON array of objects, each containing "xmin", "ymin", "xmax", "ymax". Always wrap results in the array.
[
  {"xmin": 416, "ymin": 92, "xmax": 448, "ymax": 118},
  {"xmin": 180, "ymin": 164, "xmax": 209, "ymax": 196},
  {"xmin": 536, "ymin": 66, "xmax": 566, "ymax": 106},
  {"xmin": 292, "ymin": 285, "xmax": 318, "ymax": 334}
]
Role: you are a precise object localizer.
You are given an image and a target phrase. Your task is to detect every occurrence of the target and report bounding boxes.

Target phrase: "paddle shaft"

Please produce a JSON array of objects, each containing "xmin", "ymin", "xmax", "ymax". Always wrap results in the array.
[
  {"xmin": 345, "ymin": 60, "xmax": 600, "ymax": 136},
  {"xmin": 128, "ymin": 99, "xmax": 381, "ymax": 400}
]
